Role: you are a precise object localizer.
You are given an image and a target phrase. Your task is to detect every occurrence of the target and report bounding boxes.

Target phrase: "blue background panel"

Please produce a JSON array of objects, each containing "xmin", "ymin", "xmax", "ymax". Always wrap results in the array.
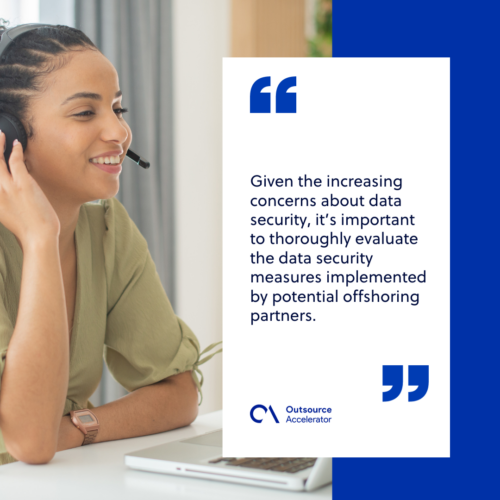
[{"xmin": 331, "ymin": 1, "xmax": 499, "ymax": 498}]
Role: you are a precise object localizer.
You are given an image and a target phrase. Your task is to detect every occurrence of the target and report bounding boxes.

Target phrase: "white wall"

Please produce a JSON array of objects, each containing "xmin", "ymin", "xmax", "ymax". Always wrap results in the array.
[
  {"xmin": 0, "ymin": 0, "xmax": 74, "ymax": 27},
  {"xmin": 0, "ymin": 0, "xmax": 39, "ymax": 25},
  {"xmin": 172, "ymin": 0, "xmax": 230, "ymax": 414}
]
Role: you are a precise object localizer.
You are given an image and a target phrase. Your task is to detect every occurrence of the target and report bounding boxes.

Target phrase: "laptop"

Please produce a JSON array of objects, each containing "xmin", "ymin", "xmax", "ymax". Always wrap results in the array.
[{"xmin": 125, "ymin": 429, "xmax": 332, "ymax": 491}]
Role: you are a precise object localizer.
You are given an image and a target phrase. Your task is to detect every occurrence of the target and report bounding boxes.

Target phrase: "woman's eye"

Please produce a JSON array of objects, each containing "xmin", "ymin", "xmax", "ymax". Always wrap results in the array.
[
  {"xmin": 73, "ymin": 108, "xmax": 128, "ymax": 118},
  {"xmin": 74, "ymin": 110, "xmax": 94, "ymax": 117}
]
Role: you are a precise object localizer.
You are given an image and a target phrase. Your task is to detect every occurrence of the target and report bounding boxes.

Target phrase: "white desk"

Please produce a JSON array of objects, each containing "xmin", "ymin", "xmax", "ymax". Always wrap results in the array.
[{"xmin": 0, "ymin": 411, "xmax": 332, "ymax": 499}]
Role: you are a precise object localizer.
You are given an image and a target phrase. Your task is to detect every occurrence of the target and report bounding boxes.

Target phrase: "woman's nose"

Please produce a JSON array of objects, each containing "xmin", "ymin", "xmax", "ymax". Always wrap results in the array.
[{"xmin": 100, "ymin": 110, "xmax": 129, "ymax": 144}]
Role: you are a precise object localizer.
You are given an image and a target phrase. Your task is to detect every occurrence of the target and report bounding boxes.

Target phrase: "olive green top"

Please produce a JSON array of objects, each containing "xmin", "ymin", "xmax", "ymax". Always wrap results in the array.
[{"xmin": 0, "ymin": 198, "xmax": 202, "ymax": 466}]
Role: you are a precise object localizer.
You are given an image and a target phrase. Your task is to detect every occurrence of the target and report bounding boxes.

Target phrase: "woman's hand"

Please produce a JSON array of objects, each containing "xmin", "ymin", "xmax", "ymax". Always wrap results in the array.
[{"xmin": 0, "ymin": 132, "xmax": 60, "ymax": 248}]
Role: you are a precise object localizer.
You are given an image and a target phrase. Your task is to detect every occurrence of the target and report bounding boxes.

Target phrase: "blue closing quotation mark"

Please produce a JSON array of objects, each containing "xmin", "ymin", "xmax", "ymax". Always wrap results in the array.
[{"xmin": 383, "ymin": 365, "xmax": 429, "ymax": 402}]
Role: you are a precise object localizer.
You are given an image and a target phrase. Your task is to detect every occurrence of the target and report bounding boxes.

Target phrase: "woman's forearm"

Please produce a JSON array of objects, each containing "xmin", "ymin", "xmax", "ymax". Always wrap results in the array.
[
  {"xmin": 0, "ymin": 236, "xmax": 69, "ymax": 463},
  {"xmin": 57, "ymin": 371, "xmax": 199, "ymax": 452}
]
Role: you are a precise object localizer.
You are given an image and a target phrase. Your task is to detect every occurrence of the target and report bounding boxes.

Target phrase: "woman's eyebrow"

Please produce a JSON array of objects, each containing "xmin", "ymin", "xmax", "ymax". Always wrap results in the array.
[{"xmin": 61, "ymin": 90, "xmax": 122, "ymax": 106}]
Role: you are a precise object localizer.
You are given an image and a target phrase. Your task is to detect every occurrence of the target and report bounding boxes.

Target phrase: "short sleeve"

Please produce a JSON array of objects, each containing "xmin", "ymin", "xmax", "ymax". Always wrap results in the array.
[{"xmin": 101, "ymin": 198, "xmax": 202, "ymax": 395}]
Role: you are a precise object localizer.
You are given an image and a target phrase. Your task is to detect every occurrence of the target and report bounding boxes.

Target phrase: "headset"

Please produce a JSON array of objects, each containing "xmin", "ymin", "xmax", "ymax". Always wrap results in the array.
[{"xmin": 0, "ymin": 23, "xmax": 150, "ymax": 171}]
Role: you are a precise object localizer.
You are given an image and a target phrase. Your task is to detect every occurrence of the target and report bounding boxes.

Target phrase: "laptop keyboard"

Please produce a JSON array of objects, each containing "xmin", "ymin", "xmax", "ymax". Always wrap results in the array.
[{"xmin": 208, "ymin": 457, "xmax": 317, "ymax": 473}]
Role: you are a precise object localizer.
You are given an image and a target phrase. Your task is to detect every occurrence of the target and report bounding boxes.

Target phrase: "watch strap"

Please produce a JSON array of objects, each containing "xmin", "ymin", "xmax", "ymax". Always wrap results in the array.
[{"xmin": 82, "ymin": 427, "xmax": 98, "ymax": 446}]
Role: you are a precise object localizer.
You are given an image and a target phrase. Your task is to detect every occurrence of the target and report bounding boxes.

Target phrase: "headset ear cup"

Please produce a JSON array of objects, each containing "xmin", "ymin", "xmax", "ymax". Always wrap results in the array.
[
  {"xmin": 1, "ymin": 112, "xmax": 28, "ymax": 149},
  {"xmin": 0, "ymin": 113, "xmax": 28, "ymax": 170},
  {"xmin": 9, "ymin": 114, "xmax": 28, "ymax": 150}
]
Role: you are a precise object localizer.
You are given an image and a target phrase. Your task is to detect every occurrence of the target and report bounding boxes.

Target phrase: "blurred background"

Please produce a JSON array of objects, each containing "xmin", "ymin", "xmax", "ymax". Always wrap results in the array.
[{"xmin": 0, "ymin": 0, "xmax": 332, "ymax": 415}]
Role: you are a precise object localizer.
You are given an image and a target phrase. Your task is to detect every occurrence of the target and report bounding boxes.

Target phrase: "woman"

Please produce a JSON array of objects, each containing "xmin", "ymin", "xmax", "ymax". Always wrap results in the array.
[{"xmin": 0, "ymin": 23, "xmax": 218, "ymax": 466}]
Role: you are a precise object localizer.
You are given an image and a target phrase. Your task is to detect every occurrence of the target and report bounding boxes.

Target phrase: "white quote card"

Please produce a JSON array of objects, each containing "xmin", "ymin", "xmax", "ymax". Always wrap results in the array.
[{"xmin": 223, "ymin": 58, "xmax": 449, "ymax": 458}]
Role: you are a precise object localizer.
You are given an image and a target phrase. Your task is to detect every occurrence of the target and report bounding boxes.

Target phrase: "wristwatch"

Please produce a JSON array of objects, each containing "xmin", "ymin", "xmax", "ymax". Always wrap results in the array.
[{"xmin": 69, "ymin": 409, "xmax": 100, "ymax": 446}]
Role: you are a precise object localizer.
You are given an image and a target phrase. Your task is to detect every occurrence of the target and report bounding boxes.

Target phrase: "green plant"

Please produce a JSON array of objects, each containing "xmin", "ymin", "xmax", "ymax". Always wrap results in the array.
[{"xmin": 308, "ymin": 0, "xmax": 332, "ymax": 57}]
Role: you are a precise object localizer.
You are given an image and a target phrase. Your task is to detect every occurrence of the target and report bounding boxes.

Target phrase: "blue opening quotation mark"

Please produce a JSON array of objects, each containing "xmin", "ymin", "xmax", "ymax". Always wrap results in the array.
[
  {"xmin": 250, "ymin": 77, "xmax": 271, "ymax": 113},
  {"xmin": 250, "ymin": 76, "xmax": 297, "ymax": 113},
  {"xmin": 382, "ymin": 365, "xmax": 429, "ymax": 402},
  {"xmin": 276, "ymin": 76, "xmax": 297, "ymax": 113}
]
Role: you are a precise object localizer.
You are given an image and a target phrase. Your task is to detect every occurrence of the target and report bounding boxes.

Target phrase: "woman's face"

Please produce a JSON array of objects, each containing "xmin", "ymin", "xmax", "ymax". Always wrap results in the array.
[{"xmin": 24, "ymin": 49, "xmax": 132, "ymax": 205}]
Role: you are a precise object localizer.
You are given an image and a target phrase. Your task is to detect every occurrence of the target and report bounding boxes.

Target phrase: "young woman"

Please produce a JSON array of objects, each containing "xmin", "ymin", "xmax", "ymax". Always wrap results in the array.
[{"xmin": 0, "ymin": 24, "xmax": 217, "ymax": 466}]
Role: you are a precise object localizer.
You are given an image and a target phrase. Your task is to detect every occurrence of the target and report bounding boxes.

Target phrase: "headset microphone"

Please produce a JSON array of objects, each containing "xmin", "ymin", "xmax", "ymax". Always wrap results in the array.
[
  {"xmin": 126, "ymin": 150, "xmax": 150, "ymax": 169},
  {"xmin": 0, "ymin": 23, "xmax": 151, "ymax": 171}
]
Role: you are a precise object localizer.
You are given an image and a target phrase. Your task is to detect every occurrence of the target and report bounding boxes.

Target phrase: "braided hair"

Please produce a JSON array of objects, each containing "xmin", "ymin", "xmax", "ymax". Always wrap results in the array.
[{"xmin": 0, "ymin": 21, "xmax": 98, "ymax": 139}]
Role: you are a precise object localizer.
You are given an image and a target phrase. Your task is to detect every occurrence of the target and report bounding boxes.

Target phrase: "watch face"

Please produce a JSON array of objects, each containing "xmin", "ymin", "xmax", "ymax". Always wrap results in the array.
[{"xmin": 78, "ymin": 414, "xmax": 94, "ymax": 424}]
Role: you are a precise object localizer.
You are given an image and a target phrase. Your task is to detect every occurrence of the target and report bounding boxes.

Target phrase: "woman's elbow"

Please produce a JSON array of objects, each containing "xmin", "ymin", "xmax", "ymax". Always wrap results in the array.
[
  {"xmin": 6, "ymin": 438, "xmax": 56, "ymax": 465},
  {"xmin": 167, "ymin": 370, "xmax": 199, "ymax": 426},
  {"xmin": 2, "ymin": 421, "xmax": 57, "ymax": 464}
]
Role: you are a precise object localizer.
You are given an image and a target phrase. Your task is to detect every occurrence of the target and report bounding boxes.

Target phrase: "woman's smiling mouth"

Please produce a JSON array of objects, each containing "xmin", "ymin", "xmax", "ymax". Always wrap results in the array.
[
  {"xmin": 89, "ymin": 151, "xmax": 123, "ymax": 173},
  {"xmin": 90, "ymin": 155, "xmax": 121, "ymax": 164}
]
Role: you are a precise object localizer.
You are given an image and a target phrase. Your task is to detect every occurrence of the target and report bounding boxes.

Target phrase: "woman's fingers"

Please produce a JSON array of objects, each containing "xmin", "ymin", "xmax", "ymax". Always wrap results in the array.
[
  {"xmin": 0, "ymin": 131, "xmax": 13, "ymax": 182},
  {"xmin": 8, "ymin": 139, "xmax": 29, "ymax": 181},
  {"xmin": 0, "ymin": 132, "xmax": 27, "ymax": 181}
]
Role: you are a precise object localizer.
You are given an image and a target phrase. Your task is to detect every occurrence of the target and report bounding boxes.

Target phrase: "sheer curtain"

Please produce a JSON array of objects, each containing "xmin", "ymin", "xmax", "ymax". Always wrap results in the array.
[{"xmin": 74, "ymin": 0, "xmax": 176, "ymax": 405}]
